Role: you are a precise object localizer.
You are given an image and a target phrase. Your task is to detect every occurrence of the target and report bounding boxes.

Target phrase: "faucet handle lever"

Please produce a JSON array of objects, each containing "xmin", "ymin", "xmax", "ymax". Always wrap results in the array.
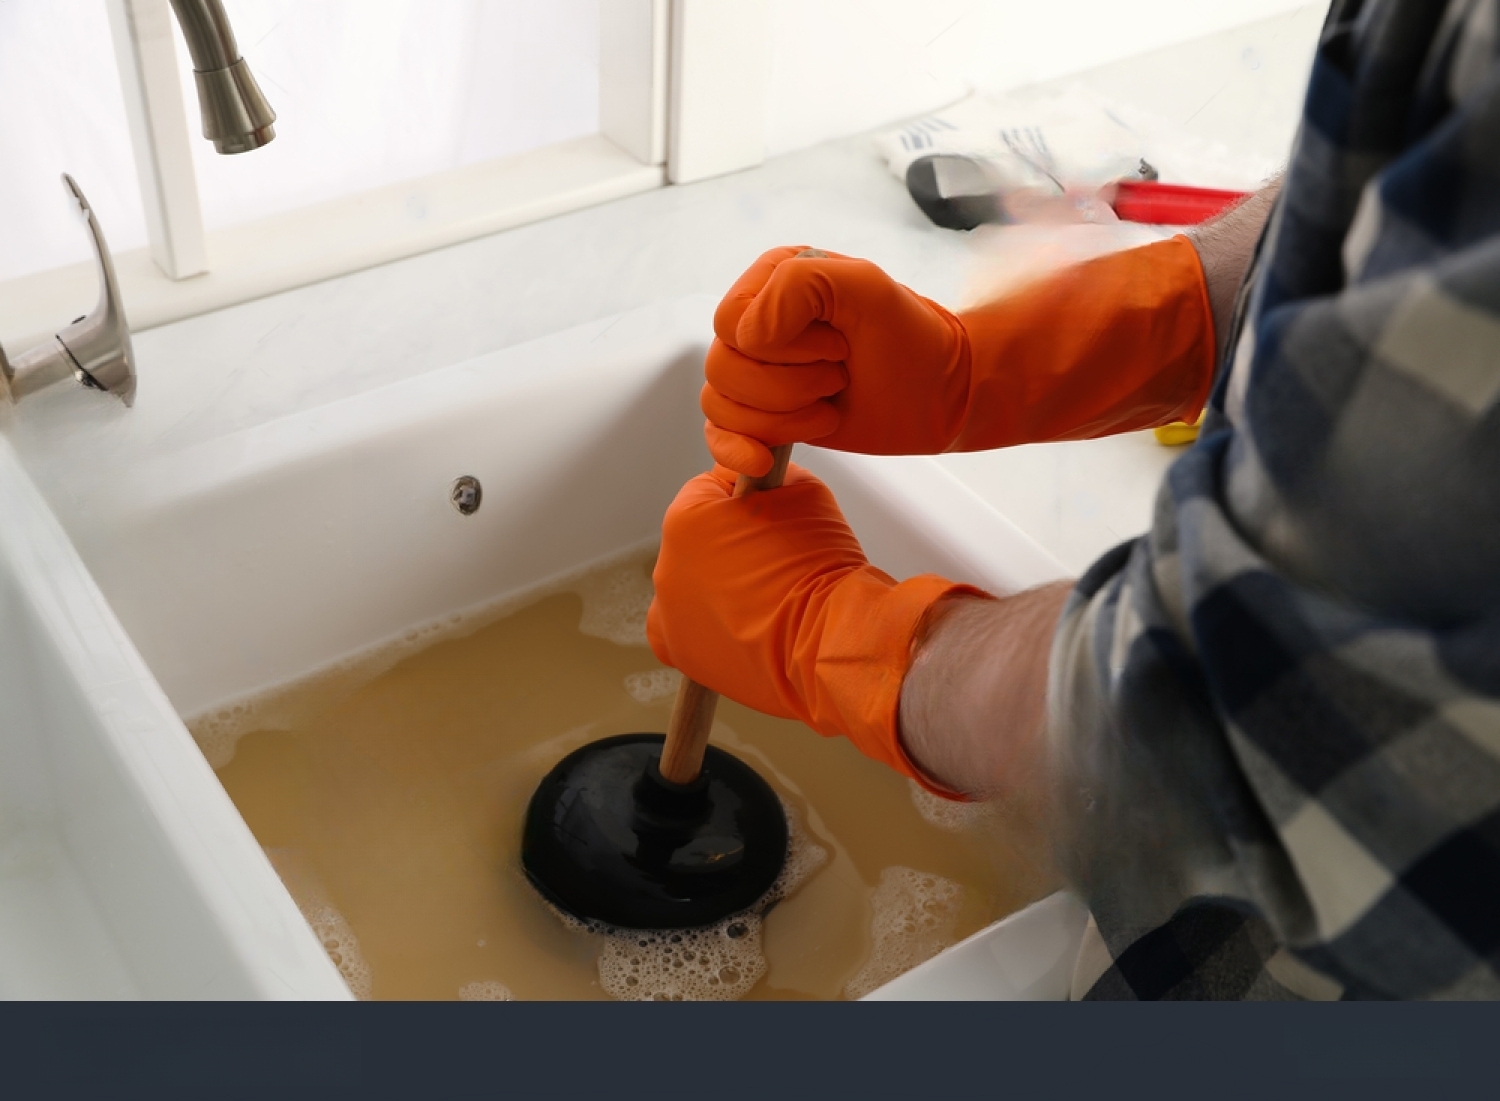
[
  {"xmin": 0, "ymin": 176, "xmax": 136, "ymax": 407},
  {"xmin": 55, "ymin": 174, "xmax": 136, "ymax": 406}
]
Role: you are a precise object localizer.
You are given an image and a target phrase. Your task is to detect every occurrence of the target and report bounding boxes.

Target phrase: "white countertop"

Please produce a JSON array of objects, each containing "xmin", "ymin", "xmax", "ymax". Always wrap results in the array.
[{"xmin": 4, "ymin": 8, "xmax": 1319, "ymax": 576}]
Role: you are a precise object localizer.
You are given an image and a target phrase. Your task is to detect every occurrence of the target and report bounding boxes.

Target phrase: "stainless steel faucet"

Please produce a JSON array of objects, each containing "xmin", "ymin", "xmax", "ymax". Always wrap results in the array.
[
  {"xmin": 0, "ymin": 177, "xmax": 136, "ymax": 407},
  {"xmin": 0, "ymin": 3, "xmax": 276, "ymax": 407},
  {"xmin": 169, "ymin": 0, "xmax": 277, "ymax": 154},
  {"xmin": 0, "ymin": 3, "xmax": 274, "ymax": 406}
]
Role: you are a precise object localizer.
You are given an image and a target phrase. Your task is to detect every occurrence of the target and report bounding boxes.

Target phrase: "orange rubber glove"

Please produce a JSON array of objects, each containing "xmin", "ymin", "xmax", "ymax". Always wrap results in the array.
[
  {"xmin": 646, "ymin": 462, "xmax": 986, "ymax": 796},
  {"xmin": 703, "ymin": 236, "xmax": 1215, "ymax": 475}
]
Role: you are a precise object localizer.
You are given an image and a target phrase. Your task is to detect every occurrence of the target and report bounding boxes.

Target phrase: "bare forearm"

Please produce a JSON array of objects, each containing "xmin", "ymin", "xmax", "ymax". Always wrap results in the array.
[
  {"xmin": 894, "ymin": 185, "xmax": 1282, "ymax": 802},
  {"xmin": 898, "ymin": 582, "xmax": 1072, "ymax": 801},
  {"xmin": 1186, "ymin": 175, "xmax": 1283, "ymax": 362}
]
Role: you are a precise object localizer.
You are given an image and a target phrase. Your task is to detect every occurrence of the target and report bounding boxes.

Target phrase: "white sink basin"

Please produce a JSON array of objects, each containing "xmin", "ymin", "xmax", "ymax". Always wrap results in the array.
[
  {"xmin": 0, "ymin": 437, "xmax": 345, "ymax": 998},
  {"xmin": 4, "ymin": 295, "xmax": 1078, "ymax": 999}
]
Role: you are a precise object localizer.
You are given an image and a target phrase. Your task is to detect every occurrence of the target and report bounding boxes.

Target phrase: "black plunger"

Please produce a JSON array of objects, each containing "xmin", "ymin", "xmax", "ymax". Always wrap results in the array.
[{"xmin": 521, "ymin": 443, "xmax": 796, "ymax": 930}]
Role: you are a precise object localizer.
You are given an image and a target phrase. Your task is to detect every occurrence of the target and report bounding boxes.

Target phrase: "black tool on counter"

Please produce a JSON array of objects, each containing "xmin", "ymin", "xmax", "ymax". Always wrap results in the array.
[
  {"xmin": 905, "ymin": 154, "xmax": 1008, "ymax": 230},
  {"xmin": 906, "ymin": 154, "xmax": 1250, "ymax": 230}
]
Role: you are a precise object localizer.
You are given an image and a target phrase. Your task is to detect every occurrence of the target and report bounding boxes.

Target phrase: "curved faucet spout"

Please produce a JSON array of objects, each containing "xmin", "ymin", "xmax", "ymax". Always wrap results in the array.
[{"xmin": 168, "ymin": 0, "xmax": 276, "ymax": 155}]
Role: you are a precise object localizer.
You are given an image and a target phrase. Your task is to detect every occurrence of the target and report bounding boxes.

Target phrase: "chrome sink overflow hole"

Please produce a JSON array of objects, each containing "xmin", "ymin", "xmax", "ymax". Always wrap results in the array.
[{"xmin": 451, "ymin": 475, "xmax": 482, "ymax": 516}]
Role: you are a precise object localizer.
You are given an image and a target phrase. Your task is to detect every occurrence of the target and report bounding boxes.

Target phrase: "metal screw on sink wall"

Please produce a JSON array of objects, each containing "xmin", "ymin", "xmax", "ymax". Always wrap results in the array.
[{"xmin": 451, "ymin": 476, "xmax": 482, "ymax": 516}]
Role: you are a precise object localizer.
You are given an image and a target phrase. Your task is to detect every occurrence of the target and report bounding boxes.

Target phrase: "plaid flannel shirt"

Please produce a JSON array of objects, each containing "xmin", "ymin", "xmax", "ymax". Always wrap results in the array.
[{"xmin": 1050, "ymin": 0, "xmax": 1500, "ymax": 1000}]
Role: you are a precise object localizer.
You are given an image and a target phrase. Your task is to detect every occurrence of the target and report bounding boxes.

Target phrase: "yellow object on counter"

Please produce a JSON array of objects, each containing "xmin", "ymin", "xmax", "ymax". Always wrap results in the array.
[{"xmin": 1153, "ymin": 411, "xmax": 1204, "ymax": 447}]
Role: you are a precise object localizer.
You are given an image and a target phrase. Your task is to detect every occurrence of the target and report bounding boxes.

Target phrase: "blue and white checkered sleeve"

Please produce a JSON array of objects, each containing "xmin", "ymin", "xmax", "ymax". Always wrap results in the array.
[{"xmin": 1045, "ymin": 0, "xmax": 1500, "ymax": 1000}]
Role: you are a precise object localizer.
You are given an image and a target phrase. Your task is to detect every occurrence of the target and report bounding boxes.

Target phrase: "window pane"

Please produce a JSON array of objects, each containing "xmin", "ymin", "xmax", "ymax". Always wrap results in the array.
[
  {"xmin": 0, "ymin": 0, "xmax": 149, "ymax": 282},
  {"xmin": 179, "ymin": 0, "xmax": 601, "ymax": 231}
]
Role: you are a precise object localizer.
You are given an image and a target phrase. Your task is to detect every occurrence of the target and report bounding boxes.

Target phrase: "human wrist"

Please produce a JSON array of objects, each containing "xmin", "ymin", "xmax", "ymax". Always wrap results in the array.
[
  {"xmin": 897, "ymin": 581, "xmax": 1072, "ymax": 800},
  {"xmin": 1185, "ymin": 176, "xmax": 1283, "ymax": 363}
]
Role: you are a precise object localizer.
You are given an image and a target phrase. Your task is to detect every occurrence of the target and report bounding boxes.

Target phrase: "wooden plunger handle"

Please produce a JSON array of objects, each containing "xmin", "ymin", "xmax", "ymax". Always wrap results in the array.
[
  {"xmin": 657, "ymin": 443, "xmax": 794, "ymax": 784},
  {"xmin": 657, "ymin": 247, "xmax": 827, "ymax": 786}
]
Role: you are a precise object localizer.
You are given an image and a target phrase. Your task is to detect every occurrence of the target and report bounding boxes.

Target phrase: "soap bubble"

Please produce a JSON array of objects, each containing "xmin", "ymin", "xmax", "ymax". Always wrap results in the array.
[
  {"xmin": 304, "ymin": 904, "xmax": 373, "ymax": 1001},
  {"xmin": 595, "ymin": 915, "xmax": 770, "ymax": 1002},
  {"xmin": 843, "ymin": 867, "xmax": 964, "ymax": 1000},
  {"xmin": 574, "ymin": 557, "xmax": 656, "ymax": 647},
  {"xmin": 908, "ymin": 779, "xmax": 995, "ymax": 832},
  {"xmin": 623, "ymin": 668, "xmax": 681, "ymax": 704},
  {"xmin": 265, "ymin": 848, "xmax": 374, "ymax": 1000},
  {"xmin": 554, "ymin": 800, "xmax": 827, "ymax": 1002}
]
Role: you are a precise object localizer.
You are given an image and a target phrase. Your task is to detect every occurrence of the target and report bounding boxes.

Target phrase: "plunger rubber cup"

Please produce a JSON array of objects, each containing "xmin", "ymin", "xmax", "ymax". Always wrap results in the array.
[
  {"xmin": 523, "ymin": 427, "xmax": 806, "ymax": 932},
  {"xmin": 522, "ymin": 733, "xmax": 789, "ymax": 930}
]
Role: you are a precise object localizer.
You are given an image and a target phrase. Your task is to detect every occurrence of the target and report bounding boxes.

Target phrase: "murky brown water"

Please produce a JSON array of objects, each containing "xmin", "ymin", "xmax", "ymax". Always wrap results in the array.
[{"xmin": 191, "ymin": 552, "xmax": 1053, "ymax": 1000}]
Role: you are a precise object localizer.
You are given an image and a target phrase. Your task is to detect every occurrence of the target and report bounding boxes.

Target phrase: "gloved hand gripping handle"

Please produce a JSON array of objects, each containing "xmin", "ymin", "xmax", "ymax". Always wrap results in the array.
[
  {"xmin": 656, "ymin": 443, "xmax": 793, "ymax": 785},
  {"xmin": 657, "ymin": 245, "xmax": 827, "ymax": 787}
]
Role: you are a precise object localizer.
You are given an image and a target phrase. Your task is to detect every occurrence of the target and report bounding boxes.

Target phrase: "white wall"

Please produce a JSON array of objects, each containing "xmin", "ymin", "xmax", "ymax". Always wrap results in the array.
[
  {"xmin": 2, "ymin": 0, "xmax": 1320, "ymax": 285},
  {"xmin": 0, "ymin": 1, "xmax": 150, "ymax": 283},
  {"xmin": 177, "ymin": 0, "xmax": 601, "ymax": 233},
  {"xmin": 0, "ymin": 0, "xmax": 601, "ymax": 280},
  {"xmin": 765, "ymin": 0, "xmax": 1322, "ymax": 157}
]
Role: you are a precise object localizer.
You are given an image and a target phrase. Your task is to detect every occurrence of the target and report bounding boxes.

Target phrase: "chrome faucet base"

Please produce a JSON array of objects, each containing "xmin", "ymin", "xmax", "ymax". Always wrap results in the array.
[
  {"xmin": 3, "ymin": 1, "xmax": 272, "ymax": 403},
  {"xmin": 0, "ymin": 176, "xmax": 136, "ymax": 408},
  {"xmin": 2, "ymin": 341, "xmax": 81, "ymax": 404}
]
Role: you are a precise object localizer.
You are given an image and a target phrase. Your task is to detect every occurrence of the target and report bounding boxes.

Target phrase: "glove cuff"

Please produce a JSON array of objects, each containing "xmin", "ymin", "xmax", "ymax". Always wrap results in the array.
[
  {"xmin": 791, "ymin": 570, "xmax": 990, "ymax": 800},
  {"xmin": 950, "ymin": 233, "xmax": 1217, "ymax": 450}
]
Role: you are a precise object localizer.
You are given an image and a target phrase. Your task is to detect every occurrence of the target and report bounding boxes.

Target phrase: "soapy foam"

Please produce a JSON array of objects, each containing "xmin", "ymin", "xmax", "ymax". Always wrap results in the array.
[
  {"xmin": 189, "ymin": 613, "xmax": 474, "ymax": 769},
  {"xmin": 306, "ymin": 904, "xmax": 374, "ymax": 1001},
  {"xmin": 575, "ymin": 556, "xmax": 656, "ymax": 647},
  {"xmin": 843, "ymin": 867, "xmax": 964, "ymax": 1000},
  {"xmin": 206, "ymin": 548, "xmax": 1043, "ymax": 999},
  {"xmin": 193, "ymin": 701, "xmax": 258, "ymax": 771},
  {"xmin": 908, "ymin": 779, "xmax": 996, "ymax": 833},
  {"xmin": 187, "ymin": 541, "xmax": 659, "ymax": 767},
  {"xmin": 623, "ymin": 668, "xmax": 681, "ymax": 704},
  {"xmin": 596, "ymin": 914, "xmax": 768, "ymax": 1002},
  {"xmin": 564, "ymin": 801, "xmax": 828, "ymax": 1002},
  {"xmin": 458, "ymin": 980, "xmax": 514, "ymax": 1001},
  {"xmin": 266, "ymin": 848, "xmax": 374, "ymax": 1000}
]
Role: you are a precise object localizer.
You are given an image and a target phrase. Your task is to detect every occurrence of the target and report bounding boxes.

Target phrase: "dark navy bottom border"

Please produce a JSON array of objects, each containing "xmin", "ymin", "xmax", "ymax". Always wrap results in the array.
[{"xmin": 3, "ymin": 1002, "xmax": 1494, "ymax": 1099}]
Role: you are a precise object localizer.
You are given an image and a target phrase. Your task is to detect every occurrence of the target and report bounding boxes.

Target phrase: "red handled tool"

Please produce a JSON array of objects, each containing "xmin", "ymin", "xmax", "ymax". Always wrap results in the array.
[{"xmin": 1111, "ymin": 180, "xmax": 1250, "ymax": 225}]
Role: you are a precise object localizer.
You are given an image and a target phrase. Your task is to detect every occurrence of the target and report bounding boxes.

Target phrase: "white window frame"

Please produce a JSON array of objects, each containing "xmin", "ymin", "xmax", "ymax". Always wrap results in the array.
[{"xmin": 0, "ymin": 0, "xmax": 774, "ymax": 355}]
